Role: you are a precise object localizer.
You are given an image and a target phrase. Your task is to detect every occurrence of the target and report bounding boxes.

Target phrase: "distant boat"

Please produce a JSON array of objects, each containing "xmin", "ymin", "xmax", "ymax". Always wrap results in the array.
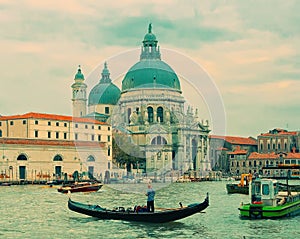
[
  {"xmin": 68, "ymin": 193, "xmax": 209, "ymax": 223},
  {"xmin": 57, "ymin": 181, "xmax": 102, "ymax": 194},
  {"xmin": 238, "ymin": 178, "xmax": 300, "ymax": 219},
  {"xmin": 0, "ymin": 182, "xmax": 11, "ymax": 186},
  {"xmin": 226, "ymin": 174, "xmax": 252, "ymax": 194}
]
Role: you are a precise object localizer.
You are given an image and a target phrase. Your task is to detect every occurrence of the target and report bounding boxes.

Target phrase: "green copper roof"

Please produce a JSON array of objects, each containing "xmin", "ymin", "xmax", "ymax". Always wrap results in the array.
[
  {"xmin": 75, "ymin": 66, "xmax": 84, "ymax": 80},
  {"xmin": 89, "ymin": 83, "xmax": 121, "ymax": 105},
  {"xmin": 88, "ymin": 63, "xmax": 121, "ymax": 105},
  {"xmin": 122, "ymin": 24, "xmax": 181, "ymax": 92},
  {"xmin": 122, "ymin": 59, "xmax": 181, "ymax": 91}
]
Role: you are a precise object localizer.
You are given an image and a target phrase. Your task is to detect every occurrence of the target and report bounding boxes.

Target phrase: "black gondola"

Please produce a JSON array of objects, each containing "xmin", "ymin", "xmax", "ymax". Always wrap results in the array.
[{"xmin": 68, "ymin": 193, "xmax": 209, "ymax": 223}]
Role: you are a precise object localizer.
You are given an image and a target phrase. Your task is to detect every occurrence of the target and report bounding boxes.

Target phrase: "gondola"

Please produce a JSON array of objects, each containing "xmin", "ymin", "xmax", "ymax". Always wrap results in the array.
[{"xmin": 68, "ymin": 193, "xmax": 209, "ymax": 223}]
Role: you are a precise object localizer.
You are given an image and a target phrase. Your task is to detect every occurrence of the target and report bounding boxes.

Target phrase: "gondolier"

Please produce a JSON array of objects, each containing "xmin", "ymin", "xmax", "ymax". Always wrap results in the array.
[{"xmin": 146, "ymin": 184, "xmax": 155, "ymax": 212}]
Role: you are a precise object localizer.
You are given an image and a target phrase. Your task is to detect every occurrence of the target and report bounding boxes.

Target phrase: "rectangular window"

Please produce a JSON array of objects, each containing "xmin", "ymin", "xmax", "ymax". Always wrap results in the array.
[
  {"xmin": 75, "ymin": 124, "xmax": 78, "ymax": 128},
  {"xmin": 105, "ymin": 107, "xmax": 109, "ymax": 114},
  {"xmin": 48, "ymin": 121, "xmax": 51, "ymax": 126},
  {"xmin": 98, "ymin": 126, "xmax": 101, "ymax": 130},
  {"xmin": 85, "ymin": 125, "xmax": 88, "ymax": 129},
  {"xmin": 56, "ymin": 122, "xmax": 59, "ymax": 126},
  {"xmin": 92, "ymin": 125, "xmax": 94, "ymax": 129},
  {"xmin": 98, "ymin": 135, "xmax": 101, "ymax": 141},
  {"xmin": 64, "ymin": 122, "xmax": 67, "ymax": 127},
  {"xmin": 64, "ymin": 132, "xmax": 67, "ymax": 139},
  {"xmin": 108, "ymin": 135, "xmax": 110, "ymax": 142},
  {"xmin": 0, "ymin": 122, "xmax": 1, "ymax": 126},
  {"xmin": 108, "ymin": 127, "xmax": 110, "ymax": 131},
  {"xmin": 56, "ymin": 132, "xmax": 59, "ymax": 139},
  {"xmin": 35, "ymin": 120, "xmax": 38, "ymax": 125},
  {"xmin": 35, "ymin": 130, "xmax": 38, "ymax": 138},
  {"xmin": 48, "ymin": 132, "xmax": 51, "ymax": 138},
  {"xmin": 10, "ymin": 121, "xmax": 14, "ymax": 126},
  {"xmin": 91, "ymin": 135, "xmax": 95, "ymax": 141},
  {"xmin": 22, "ymin": 120, "xmax": 26, "ymax": 124},
  {"xmin": 75, "ymin": 133, "xmax": 78, "ymax": 140}
]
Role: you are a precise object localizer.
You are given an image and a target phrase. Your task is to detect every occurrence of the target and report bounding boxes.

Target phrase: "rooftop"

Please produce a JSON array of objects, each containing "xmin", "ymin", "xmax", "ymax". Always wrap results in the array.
[{"xmin": 0, "ymin": 112, "xmax": 107, "ymax": 125}]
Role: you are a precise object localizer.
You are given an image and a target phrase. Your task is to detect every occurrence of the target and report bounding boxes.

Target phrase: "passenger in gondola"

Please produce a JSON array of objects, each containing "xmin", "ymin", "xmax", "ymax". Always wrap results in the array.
[{"xmin": 146, "ymin": 184, "xmax": 155, "ymax": 212}]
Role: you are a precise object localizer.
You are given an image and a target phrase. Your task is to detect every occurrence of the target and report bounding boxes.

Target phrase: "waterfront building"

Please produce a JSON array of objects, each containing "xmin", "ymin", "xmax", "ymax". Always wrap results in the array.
[
  {"xmin": 82, "ymin": 24, "xmax": 211, "ymax": 177},
  {"xmin": 213, "ymin": 129, "xmax": 300, "ymax": 177},
  {"xmin": 257, "ymin": 128, "xmax": 299, "ymax": 154},
  {"xmin": 209, "ymin": 135, "xmax": 257, "ymax": 175},
  {"xmin": 245, "ymin": 128, "xmax": 300, "ymax": 177},
  {"xmin": 0, "ymin": 113, "xmax": 111, "ymax": 182}
]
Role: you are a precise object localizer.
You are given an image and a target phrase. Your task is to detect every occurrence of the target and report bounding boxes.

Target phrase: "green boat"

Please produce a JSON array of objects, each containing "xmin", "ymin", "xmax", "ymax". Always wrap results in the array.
[{"xmin": 239, "ymin": 178, "xmax": 300, "ymax": 219}]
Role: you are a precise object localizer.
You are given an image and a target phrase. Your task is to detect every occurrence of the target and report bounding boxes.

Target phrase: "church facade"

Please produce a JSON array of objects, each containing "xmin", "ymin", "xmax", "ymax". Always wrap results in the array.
[{"xmin": 82, "ymin": 24, "xmax": 211, "ymax": 177}]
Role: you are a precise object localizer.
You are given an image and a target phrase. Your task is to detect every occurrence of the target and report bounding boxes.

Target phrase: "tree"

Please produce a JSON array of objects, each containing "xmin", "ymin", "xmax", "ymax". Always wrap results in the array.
[{"xmin": 112, "ymin": 131, "xmax": 145, "ymax": 174}]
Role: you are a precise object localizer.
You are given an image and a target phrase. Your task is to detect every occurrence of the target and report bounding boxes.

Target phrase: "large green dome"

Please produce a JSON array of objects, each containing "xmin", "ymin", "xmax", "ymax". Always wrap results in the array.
[
  {"xmin": 121, "ymin": 24, "xmax": 181, "ymax": 92},
  {"xmin": 88, "ymin": 63, "xmax": 121, "ymax": 106},
  {"xmin": 122, "ymin": 59, "xmax": 181, "ymax": 91}
]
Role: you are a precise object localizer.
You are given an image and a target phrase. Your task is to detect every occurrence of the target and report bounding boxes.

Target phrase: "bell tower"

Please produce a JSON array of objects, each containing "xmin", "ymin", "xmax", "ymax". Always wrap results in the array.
[{"xmin": 71, "ymin": 65, "xmax": 87, "ymax": 117}]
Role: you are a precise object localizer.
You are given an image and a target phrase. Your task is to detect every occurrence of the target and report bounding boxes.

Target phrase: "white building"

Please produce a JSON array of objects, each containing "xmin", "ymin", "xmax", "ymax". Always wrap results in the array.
[{"xmin": 85, "ymin": 24, "xmax": 211, "ymax": 177}]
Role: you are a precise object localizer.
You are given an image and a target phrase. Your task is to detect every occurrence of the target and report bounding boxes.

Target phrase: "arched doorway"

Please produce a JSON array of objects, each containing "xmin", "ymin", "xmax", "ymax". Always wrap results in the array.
[
  {"xmin": 17, "ymin": 154, "xmax": 28, "ymax": 180},
  {"xmin": 53, "ymin": 154, "xmax": 63, "ymax": 178}
]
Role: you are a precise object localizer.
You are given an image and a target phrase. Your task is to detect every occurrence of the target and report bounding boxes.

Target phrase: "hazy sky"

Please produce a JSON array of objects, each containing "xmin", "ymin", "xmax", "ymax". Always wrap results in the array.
[{"xmin": 1, "ymin": 0, "xmax": 299, "ymax": 137}]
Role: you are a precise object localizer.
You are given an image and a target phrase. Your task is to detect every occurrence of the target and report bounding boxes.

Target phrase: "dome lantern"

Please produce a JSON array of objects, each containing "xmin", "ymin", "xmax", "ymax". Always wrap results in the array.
[{"xmin": 122, "ymin": 24, "xmax": 181, "ymax": 92}]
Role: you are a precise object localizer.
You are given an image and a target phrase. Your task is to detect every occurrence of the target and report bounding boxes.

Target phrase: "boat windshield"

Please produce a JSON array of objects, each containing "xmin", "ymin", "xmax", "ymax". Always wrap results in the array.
[
  {"xmin": 262, "ymin": 184, "xmax": 269, "ymax": 195},
  {"xmin": 254, "ymin": 182, "xmax": 261, "ymax": 194}
]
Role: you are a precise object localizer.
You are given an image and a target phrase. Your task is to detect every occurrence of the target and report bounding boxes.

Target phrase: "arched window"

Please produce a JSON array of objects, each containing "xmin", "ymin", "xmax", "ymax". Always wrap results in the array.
[
  {"xmin": 53, "ymin": 155, "xmax": 63, "ymax": 161},
  {"xmin": 87, "ymin": 155, "xmax": 95, "ymax": 162},
  {"xmin": 17, "ymin": 154, "xmax": 27, "ymax": 160},
  {"xmin": 157, "ymin": 107, "xmax": 163, "ymax": 123},
  {"xmin": 151, "ymin": 136, "xmax": 167, "ymax": 145},
  {"xmin": 127, "ymin": 108, "xmax": 131, "ymax": 124},
  {"xmin": 147, "ymin": 107, "xmax": 153, "ymax": 123}
]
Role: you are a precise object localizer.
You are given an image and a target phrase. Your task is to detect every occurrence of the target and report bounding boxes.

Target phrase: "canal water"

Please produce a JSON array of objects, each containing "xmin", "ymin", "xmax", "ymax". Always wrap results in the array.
[{"xmin": 0, "ymin": 181, "xmax": 299, "ymax": 239}]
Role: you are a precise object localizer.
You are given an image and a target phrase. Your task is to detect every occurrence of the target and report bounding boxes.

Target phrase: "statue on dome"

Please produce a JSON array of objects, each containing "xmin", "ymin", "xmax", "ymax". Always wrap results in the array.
[{"xmin": 148, "ymin": 23, "xmax": 152, "ymax": 33}]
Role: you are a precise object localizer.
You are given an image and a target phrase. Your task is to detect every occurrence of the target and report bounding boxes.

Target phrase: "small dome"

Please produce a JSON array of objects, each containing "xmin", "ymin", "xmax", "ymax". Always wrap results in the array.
[
  {"xmin": 75, "ymin": 66, "xmax": 84, "ymax": 80},
  {"xmin": 89, "ymin": 83, "xmax": 121, "ymax": 105},
  {"xmin": 88, "ymin": 62, "xmax": 121, "ymax": 106}
]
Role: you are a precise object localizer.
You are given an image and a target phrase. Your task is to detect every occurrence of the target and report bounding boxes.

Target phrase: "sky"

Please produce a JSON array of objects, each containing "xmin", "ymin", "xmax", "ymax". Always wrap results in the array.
[{"xmin": 1, "ymin": 0, "xmax": 299, "ymax": 138}]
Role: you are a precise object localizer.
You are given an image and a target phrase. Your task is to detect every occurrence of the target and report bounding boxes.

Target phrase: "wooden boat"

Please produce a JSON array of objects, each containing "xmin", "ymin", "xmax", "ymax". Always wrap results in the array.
[
  {"xmin": 57, "ymin": 181, "xmax": 102, "ymax": 194},
  {"xmin": 0, "ymin": 182, "xmax": 11, "ymax": 186},
  {"xmin": 238, "ymin": 178, "xmax": 300, "ymax": 219},
  {"xmin": 226, "ymin": 174, "xmax": 252, "ymax": 194},
  {"xmin": 68, "ymin": 193, "xmax": 209, "ymax": 223}
]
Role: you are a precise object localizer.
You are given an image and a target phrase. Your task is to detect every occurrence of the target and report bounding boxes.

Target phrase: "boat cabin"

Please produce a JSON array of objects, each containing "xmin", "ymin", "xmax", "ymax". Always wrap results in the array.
[{"xmin": 250, "ymin": 178, "xmax": 279, "ymax": 206}]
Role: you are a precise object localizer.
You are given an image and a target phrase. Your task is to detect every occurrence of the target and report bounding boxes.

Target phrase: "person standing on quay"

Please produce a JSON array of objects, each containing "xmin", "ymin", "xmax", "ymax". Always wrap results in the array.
[{"xmin": 146, "ymin": 183, "xmax": 155, "ymax": 212}]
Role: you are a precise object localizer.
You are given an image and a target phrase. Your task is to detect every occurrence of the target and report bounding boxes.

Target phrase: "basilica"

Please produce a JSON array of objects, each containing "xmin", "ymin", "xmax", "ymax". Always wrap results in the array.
[
  {"xmin": 0, "ymin": 24, "xmax": 211, "ymax": 183},
  {"xmin": 73, "ymin": 24, "xmax": 211, "ymax": 177}
]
